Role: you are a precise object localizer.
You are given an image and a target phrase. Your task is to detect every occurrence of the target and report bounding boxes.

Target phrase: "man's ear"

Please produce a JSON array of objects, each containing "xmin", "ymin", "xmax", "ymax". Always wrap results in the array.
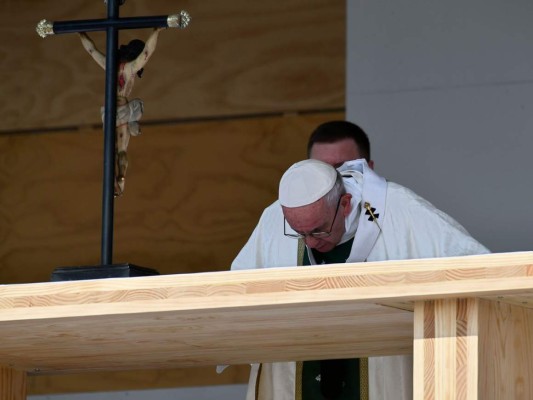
[{"xmin": 341, "ymin": 193, "xmax": 352, "ymax": 216}]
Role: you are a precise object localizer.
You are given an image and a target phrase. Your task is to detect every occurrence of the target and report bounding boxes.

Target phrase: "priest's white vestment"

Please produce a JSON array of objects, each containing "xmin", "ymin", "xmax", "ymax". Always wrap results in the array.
[{"xmin": 232, "ymin": 160, "xmax": 489, "ymax": 400}]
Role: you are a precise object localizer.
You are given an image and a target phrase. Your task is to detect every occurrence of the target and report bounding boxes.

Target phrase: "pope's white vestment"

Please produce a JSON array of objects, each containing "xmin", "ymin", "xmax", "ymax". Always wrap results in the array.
[{"xmin": 231, "ymin": 160, "xmax": 489, "ymax": 400}]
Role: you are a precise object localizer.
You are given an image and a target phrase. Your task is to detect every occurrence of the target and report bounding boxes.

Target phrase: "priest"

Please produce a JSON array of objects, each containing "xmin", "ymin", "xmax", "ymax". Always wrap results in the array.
[{"xmin": 233, "ymin": 156, "xmax": 489, "ymax": 400}]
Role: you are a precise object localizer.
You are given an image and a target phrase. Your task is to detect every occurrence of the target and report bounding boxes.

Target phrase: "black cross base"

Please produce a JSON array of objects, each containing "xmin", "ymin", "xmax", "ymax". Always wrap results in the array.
[
  {"xmin": 51, "ymin": 263, "xmax": 159, "ymax": 282},
  {"xmin": 38, "ymin": 0, "xmax": 189, "ymax": 281}
]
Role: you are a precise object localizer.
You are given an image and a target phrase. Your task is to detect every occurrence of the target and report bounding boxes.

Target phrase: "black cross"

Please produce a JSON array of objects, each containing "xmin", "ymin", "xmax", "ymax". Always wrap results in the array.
[
  {"xmin": 36, "ymin": 1, "xmax": 190, "ymax": 267},
  {"xmin": 364, "ymin": 206, "xmax": 379, "ymax": 222}
]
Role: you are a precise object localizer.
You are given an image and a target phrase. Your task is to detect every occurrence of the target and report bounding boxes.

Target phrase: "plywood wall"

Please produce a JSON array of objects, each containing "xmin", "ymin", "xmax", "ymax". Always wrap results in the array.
[
  {"xmin": 0, "ymin": 112, "xmax": 343, "ymax": 285},
  {"xmin": 1, "ymin": 0, "xmax": 344, "ymax": 132},
  {"xmin": 0, "ymin": 0, "xmax": 345, "ymax": 394}
]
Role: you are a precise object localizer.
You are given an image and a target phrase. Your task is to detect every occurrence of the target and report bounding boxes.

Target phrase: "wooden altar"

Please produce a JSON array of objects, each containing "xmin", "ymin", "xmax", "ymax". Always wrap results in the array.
[{"xmin": 1, "ymin": 251, "xmax": 533, "ymax": 399}]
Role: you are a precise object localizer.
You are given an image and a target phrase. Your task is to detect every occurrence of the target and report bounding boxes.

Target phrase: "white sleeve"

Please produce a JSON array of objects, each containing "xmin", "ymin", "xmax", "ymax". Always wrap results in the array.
[
  {"xmin": 377, "ymin": 183, "xmax": 490, "ymax": 260},
  {"xmin": 231, "ymin": 217, "xmax": 264, "ymax": 271},
  {"xmin": 231, "ymin": 201, "xmax": 299, "ymax": 270}
]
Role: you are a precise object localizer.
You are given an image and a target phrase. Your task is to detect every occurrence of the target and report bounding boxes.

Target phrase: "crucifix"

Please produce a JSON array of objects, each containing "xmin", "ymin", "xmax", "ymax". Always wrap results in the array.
[{"xmin": 36, "ymin": 0, "xmax": 190, "ymax": 280}]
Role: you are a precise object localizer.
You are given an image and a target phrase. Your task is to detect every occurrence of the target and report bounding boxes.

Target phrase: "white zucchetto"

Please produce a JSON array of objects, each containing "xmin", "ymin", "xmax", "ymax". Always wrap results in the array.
[{"xmin": 279, "ymin": 159, "xmax": 337, "ymax": 208}]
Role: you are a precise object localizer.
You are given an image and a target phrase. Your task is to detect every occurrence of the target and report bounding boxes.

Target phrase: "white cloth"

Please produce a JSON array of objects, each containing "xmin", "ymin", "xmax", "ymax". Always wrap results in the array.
[
  {"xmin": 100, "ymin": 98, "xmax": 144, "ymax": 136},
  {"xmin": 231, "ymin": 160, "xmax": 490, "ymax": 400}
]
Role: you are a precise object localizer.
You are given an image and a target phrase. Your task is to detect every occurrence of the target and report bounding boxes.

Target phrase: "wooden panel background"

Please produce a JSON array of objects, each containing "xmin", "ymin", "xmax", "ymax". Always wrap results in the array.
[
  {"xmin": 0, "ymin": 0, "xmax": 345, "ymax": 394},
  {"xmin": 0, "ymin": 0, "xmax": 344, "ymax": 132},
  {"xmin": 27, "ymin": 366, "xmax": 250, "ymax": 395},
  {"xmin": 0, "ymin": 112, "xmax": 343, "ymax": 284}
]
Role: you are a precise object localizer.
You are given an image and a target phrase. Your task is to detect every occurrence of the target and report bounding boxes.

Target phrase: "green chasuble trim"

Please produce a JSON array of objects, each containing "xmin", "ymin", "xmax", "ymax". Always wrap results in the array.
[
  {"xmin": 299, "ymin": 238, "xmax": 368, "ymax": 400},
  {"xmin": 303, "ymin": 238, "xmax": 354, "ymax": 265}
]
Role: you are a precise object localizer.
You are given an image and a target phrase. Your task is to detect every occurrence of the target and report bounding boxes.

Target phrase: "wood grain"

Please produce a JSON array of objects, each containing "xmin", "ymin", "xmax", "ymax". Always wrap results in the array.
[
  {"xmin": 479, "ymin": 300, "xmax": 533, "ymax": 400},
  {"xmin": 0, "ymin": 252, "xmax": 531, "ymax": 375},
  {"xmin": 414, "ymin": 298, "xmax": 478, "ymax": 400},
  {"xmin": 0, "ymin": 1, "xmax": 347, "ymax": 394},
  {"xmin": 27, "ymin": 365, "xmax": 249, "ymax": 395},
  {"xmin": 415, "ymin": 295, "xmax": 533, "ymax": 399},
  {"xmin": 0, "ymin": 0, "xmax": 344, "ymax": 131},
  {"xmin": 413, "ymin": 302, "xmax": 429, "ymax": 400},
  {"xmin": 0, "ymin": 366, "xmax": 26, "ymax": 400},
  {"xmin": 0, "ymin": 112, "xmax": 342, "ymax": 284}
]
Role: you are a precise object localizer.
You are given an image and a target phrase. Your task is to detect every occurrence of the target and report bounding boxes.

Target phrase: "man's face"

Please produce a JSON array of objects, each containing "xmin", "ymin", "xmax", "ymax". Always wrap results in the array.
[
  {"xmin": 309, "ymin": 138, "xmax": 362, "ymax": 168},
  {"xmin": 283, "ymin": 195, "xmax": 351, "ymax": 253}
]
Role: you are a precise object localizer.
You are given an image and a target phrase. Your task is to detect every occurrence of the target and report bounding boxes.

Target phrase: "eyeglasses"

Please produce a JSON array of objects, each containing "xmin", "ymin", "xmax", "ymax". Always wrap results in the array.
[{"xmin": 283, "ymin": 196, "xmax": 343, "ymax": 239}]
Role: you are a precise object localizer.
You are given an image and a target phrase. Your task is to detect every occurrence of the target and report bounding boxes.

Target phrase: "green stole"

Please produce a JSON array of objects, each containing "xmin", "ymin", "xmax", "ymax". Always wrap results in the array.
[{"xmin": 297, "ymin": 238, "xmax": 368, "ymax": 400}]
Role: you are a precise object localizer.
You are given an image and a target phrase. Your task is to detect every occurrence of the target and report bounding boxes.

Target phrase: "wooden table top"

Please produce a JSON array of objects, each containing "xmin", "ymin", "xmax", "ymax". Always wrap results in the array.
[{"xmin": 0, "ymin": 252, "xmax": 531, "ymax": 375}]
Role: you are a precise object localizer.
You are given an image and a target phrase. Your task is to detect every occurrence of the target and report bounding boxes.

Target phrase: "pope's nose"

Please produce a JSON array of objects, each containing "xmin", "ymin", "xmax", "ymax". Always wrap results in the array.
[{"xmin": 304, "ymin": 235, "xmax": 321, "ymax": 248}]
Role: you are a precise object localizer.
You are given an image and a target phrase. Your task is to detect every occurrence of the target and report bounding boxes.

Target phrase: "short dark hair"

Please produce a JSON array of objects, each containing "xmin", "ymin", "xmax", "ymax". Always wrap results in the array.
[
  {"xmin": 307, "ymin": 120, "xmax": 371, "ymax": 161},
  {"xmin": 119, "ymin": 39, "xmax": 145, "ymax": 62},
  {"xmin": 119, "ymin": 39, "xmax": 146, "ymax": 78}
]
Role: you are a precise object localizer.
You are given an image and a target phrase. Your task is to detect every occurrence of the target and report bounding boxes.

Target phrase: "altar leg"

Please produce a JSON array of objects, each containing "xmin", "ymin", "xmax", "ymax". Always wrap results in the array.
[
  {"xmin": 478, "ymin": 298, "xmax": 533, "ymax": 399},
  {"xmin": 0, "ymin": 365, "xmax": 26, "ymax": 400},
  {"xmin": 414, "ymin": 298, "xmax": 478, "ymax": 400},
  {"xmin": 414, "ymin": 298, "xmax": 533, "ymax": 400}
]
